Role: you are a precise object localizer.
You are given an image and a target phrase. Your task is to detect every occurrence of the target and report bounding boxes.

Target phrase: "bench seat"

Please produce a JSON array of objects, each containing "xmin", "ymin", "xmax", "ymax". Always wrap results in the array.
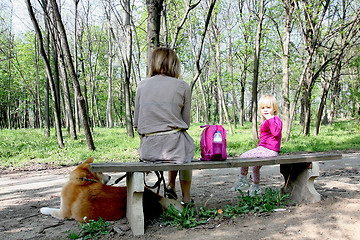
[{"xmin": 90, "ymin": 153, "xmax": 342, "ymax": 236}]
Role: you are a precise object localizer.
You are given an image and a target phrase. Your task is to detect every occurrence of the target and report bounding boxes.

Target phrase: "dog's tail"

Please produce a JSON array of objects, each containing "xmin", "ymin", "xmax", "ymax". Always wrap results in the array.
[{"xmin": 40, "ymin": 207, "xmax": 64, "ymax": 220}]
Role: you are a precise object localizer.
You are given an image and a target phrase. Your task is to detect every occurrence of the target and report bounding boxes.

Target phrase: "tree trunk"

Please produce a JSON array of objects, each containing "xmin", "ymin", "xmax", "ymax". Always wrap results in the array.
[
  {"xmin": 251, "ymin": 0, "xmax": 264, "ymax": 141},
  {"xmin": 314, "ymin": 59, "xmax": 341, "ymax": 136},
  {"xmin": 198, "ymin": 75, "xmax": 209, "ymax": 124},
  {"xmin": 329, "ymin": 79, "xmax": 341, "ymax": 127},
  {"xmin": 26, "ymin": 0, "xmax": 64, "ymax": 148},
  {"xmin": 295, "ymin": 0, "xmax": 331, "ymax": 136},
  {"xmin": 73, "ymin": 0, "xmax": 80, "ymax": 133},
  {"xmin": 7, "ymin": 47, "xmax": 11, "ymax": 129},
  {"xmin": 189, "ymin": 0, "xmax": 217, "ymax": 92},
  {"xmin": 105, "ymin": 0, "xmax": 113, "ymax": 128},
  {"xmin": 50, "ymin": 0, "xmax": 95, "ymax": 150},
  {"xmin": 227, "ymin": 2, "xmax": 236, "ymax": 129},
  {"xmin": 213, "ymin": 21, "xmax": 233, "ymax": 134},
  {"xmin": 79, "ymin": 46, "xmax": 91, "ymax": 129},
  {"xmin": 281, "ymin": 0, "xmax": 294, "ymax": 138},
  {"xmin": 124, "ymin": 0, "xmax": 134, "ymax": 137},
  {"xmin": 146, "ymin": 0, "xmax": 163, "ymax": 75},
  {"xmin": 35, "ymin": 36, "xmax": 42, "ymax": 129},
  {"xmin": 42, "ymin": 0, "xmax": 50, "ymax": 137},
  {"xmin": 239, "ymin": 76, "xmax": 245, "ymax": 126},
  {"xmin": 57, "ymin": 47, "xmax": 77, "ymax": 140}
]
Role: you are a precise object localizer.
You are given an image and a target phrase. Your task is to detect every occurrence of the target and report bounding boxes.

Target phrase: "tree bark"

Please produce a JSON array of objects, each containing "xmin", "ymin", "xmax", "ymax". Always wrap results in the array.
[
  {"xmin": 198, "ymin": 75, "xmax": 209, "ymax": 124},
  {"xmin": 146, "ymin": 0, "xmax": 163, "ymax": 75},
  {"xmin": 296, "ymin": 0, "xmax": 330, "ymax": 136},
  {"xmin": 49, "ymin": 0, "xmax": 95, "ymax": 150},
  {"xmin": 73, "ymin": 0, "xmax": 80, "ymax": 133},
  {"xmin": 189, "ymin": 0, "xmax": 217, "ymax": 93},
  {"xmin": 314, "ymin": 60, "xmax": 341, "ymax": 135},
  {"xmin": 227, "ymin": 1, "xmax": 236, "ymax": 129},
  {"xmin": 124, "ymin": 0, "xmax": 134, "ymax": 137},
  {"xmin": 281, "ymin": 0, "xmax": 294, "ymax": 138},
  {"xmin": 7, "ymin": 43, "xmax": 11, "ymax": 129},
  {"xmin": 57, "ymin": 45, "xmax": 77, "ymax": 140},
  {"xmin": 251, "ymin": 0, "xmax": 264, "ymax": 141},
  {"xmin": 26, "ymin": 0, "xmax": 64, "ymax": 148},
  {"xmin": 105, "ymin": 0, "xmax": 113, "ymax": 128},
  {"xmin": 41, "ymin": 0, "xmax": 50, "ymax": 137},
  {"xmin": 212, "ymin": 20, "xmax": 233, "ymax": 134},
  {"xmin": 34, "ymin": 36, "xmax": 43, "ymax": 129}
]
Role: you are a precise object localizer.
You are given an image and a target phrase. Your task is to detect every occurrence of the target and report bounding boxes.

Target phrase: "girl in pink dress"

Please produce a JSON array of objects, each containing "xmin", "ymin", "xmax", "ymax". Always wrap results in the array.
[{"xmin": 231, "ymin": 95, "xmax": 282, "ymax": 196}]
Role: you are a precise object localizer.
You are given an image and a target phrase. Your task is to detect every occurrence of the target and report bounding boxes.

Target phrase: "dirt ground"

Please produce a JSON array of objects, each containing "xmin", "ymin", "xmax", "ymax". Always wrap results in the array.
[{"xmin": 1, "ymin": 151, "xmax": 360, "ymax": 240}]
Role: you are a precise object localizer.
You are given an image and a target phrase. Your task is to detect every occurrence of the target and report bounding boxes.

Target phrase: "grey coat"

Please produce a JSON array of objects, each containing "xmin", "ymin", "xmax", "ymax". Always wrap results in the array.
[{"xmin": 134, "ymin": 75, "xmax": 195, "ymax": 163}]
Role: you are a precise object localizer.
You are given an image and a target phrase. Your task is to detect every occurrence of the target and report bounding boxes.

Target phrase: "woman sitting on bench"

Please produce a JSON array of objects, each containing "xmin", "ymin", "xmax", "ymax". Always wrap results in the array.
[{"xmin": 133, "ymin": 47, "xmax": 196, "ymax": 206}]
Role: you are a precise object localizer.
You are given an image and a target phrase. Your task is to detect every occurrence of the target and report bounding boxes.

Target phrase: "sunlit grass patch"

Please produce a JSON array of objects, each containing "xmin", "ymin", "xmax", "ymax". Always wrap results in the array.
[{"xmin": 0, "ymin": 118, "xmax": 359, "ymax": 168}]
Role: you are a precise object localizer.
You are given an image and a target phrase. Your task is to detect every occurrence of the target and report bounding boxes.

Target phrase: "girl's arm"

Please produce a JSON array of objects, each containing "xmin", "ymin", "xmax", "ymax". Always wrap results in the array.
[{"xmin": 266, "ymin": 116, "xmax": 282, "ymax": 137}]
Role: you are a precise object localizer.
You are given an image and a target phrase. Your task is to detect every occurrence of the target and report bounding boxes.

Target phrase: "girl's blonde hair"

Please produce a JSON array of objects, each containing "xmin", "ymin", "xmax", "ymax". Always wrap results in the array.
[
  {"xmin": 149, "ymin": 47, "xmax": 181, "ymax": 79},
  {"xmin": 258, "ymin": 95, "xmax": 279, "ymax": 120}
]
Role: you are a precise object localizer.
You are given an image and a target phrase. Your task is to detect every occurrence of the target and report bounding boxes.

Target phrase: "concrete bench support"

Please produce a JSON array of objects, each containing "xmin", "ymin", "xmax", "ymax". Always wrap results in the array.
[
  {"xmin": 126, "ymin": 172, "xmax": 144, "ymax": 236},
  {"xmin": 280, "ymin": 162, "xmax": 321, "ymax": 203}
]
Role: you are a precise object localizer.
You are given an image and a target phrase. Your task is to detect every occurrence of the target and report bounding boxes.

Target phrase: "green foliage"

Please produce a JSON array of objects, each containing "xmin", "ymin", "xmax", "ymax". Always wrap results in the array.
[
  {"xmin": 162, "ymin": 204, "xmax": 207, "ymax": 229},
  {"xmin": 162, "ymin": 188, "xmax": 290, "ymax": 229},
  {"xmin": 66, "ymin": 231, "xmax": 80, "ymax": 240},
  {"xmin": 0, "ymin": 127, "xmax": 142, "ymax": 168},
  {"xmin": 78, "ymin": 217, "xmax": 111, "ymax": 240},
  {"xmin": 222, "ymin": 188, "xmax": 290, "ymax": 218},
  {"xmin": 0, "ymin": 119, "xmax": 359, "ymax": 169}
]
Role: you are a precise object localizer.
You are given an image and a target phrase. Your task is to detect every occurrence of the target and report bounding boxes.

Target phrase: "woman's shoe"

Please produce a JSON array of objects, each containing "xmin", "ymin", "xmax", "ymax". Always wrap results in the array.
[
  {"xmin": 180, "ymin": 199, "xmax": 195, "ymax": 208},
  {"xmin": 164, "ymin": 187, "xmax": 178, "ymax": 200}
]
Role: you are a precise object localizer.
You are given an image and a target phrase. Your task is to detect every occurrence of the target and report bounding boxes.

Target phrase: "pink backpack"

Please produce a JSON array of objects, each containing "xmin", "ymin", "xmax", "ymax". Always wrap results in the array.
[{"xmin": 200, "ymin": 125, "xmax": 227, "ymax": 161}]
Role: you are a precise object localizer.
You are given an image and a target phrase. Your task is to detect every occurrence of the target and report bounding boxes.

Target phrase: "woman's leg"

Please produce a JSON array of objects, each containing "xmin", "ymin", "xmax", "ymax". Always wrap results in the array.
[
  {"xmin": 168, "ymin": 171, "xmax": 178, "ymax": 189},
  {"xmin": 179, "ymin": 170, "xmax": 192, "ymax": 203}
]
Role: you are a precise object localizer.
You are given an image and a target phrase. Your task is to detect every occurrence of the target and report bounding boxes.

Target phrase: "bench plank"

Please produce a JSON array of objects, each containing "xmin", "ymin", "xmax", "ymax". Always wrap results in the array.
[
  {"xmin": 90, "ymin": 153, "xmax": 342, "ymax": 173},
  {"xmin": 89, "ymin": 153, "xmax": 342, "ymax": 236}
]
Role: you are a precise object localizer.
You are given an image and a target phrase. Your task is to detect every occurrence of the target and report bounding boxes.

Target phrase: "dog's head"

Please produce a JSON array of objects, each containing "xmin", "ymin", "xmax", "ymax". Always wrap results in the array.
[{"xmin": 70, "ymin": 157, "xmax": 111, "ymax": 184}]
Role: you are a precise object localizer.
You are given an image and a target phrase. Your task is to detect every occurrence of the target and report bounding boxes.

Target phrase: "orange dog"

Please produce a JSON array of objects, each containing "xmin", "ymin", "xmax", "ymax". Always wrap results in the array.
[{"xmin": 40, "ymin": 157, "xmax": 181, "ymax": 222}]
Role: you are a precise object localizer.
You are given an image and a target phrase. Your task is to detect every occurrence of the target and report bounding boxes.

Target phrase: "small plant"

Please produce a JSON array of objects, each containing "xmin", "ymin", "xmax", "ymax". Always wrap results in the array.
[
  {"xmin": 78, "ymin": 217, "xmax": 111, "ymax": 239},
  {"xmin": 222, "ymin": 188, "xmax": 290, "ymax": 218},
  {"xmin": 162, "ymin": 204, "xmax": 207, "ymax": 229},
  {"xmin": 66, "ymin": 231, "xmax": 80, "ymax": 239},
  {"xmin": 161, "ymin": 188, "xmax": 291, "ymax": 229}
]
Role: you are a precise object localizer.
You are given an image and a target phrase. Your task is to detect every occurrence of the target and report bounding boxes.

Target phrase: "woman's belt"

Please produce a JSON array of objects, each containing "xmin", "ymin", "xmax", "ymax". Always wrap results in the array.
[{"xmin": 144, "ymin": 128, "xmax": 182, "ymax": 137}]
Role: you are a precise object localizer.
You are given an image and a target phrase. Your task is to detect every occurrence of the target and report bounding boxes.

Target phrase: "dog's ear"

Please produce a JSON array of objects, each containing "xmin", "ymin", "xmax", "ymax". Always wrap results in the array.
[{"xmin": 84, "ymin": 156, "xmax": 94, "ymax": 163}]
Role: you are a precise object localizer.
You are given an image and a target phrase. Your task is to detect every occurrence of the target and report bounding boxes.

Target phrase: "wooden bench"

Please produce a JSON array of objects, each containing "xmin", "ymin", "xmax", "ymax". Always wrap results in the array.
[{"xmin": 90, "ymin": 153, "xmax": 342, "ymax": 236}]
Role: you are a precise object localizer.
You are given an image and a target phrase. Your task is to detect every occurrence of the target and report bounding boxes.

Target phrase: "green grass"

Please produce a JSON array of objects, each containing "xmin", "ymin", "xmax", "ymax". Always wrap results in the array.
[
  {"xmin": 68, "ymin": 217, "xmax": 111, "ymax": 240},
  {"xmin": 162, "ymin": 188, "xmax": 291, "ymax": 229},
  {"xmin": 0, "ymin": 119, "xmax": 359, "ymax": 168}
]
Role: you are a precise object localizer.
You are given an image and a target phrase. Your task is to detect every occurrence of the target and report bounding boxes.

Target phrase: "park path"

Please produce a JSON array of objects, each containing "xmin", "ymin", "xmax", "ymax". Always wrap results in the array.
[{"xmin": 0, "ymin": 151, "xmax": 359, "ymax": 240}]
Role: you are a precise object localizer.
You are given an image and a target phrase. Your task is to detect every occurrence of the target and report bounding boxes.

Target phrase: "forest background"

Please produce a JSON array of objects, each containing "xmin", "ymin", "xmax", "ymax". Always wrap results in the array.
[{"xmin": 1, "ymin": 0, "xmax": 360, "ymax": 159}]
